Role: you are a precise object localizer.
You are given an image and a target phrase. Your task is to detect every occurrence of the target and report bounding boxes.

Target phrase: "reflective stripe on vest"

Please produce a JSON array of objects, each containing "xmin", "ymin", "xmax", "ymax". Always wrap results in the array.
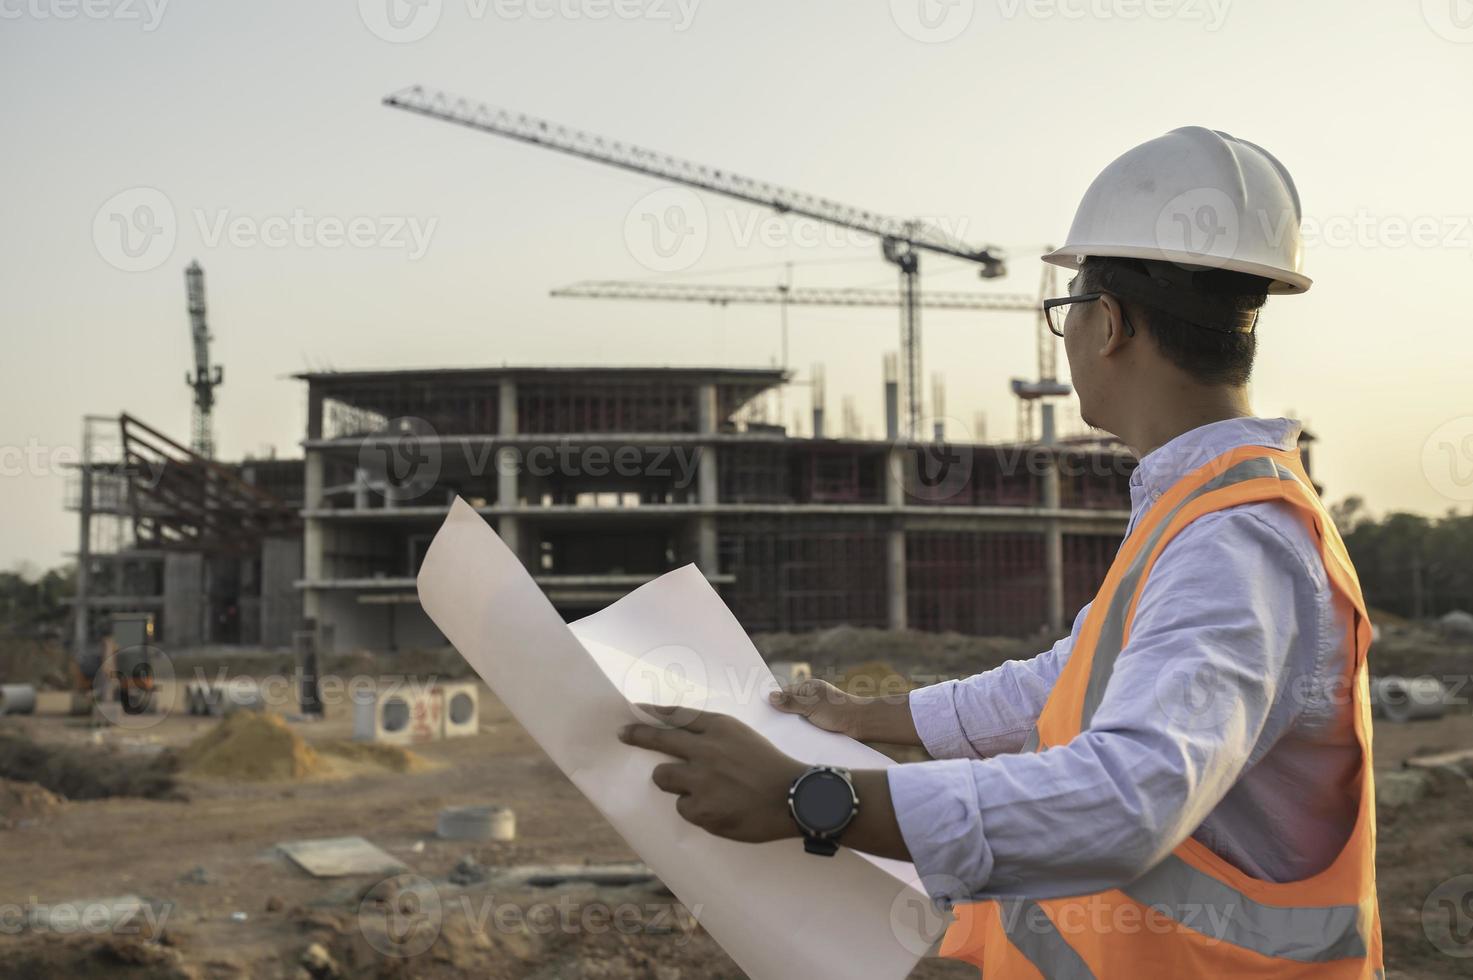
[
  {"xmin": 999, "ymin": 900, "xmax": 1097, "ymax": 979},
  {"xmin": 1120, "ymin": 855, "xmax": 1368, "ymax": 962},
  {"xmin": 943, "ymin": 446, "xmax": 1382, "ymax": 976}
]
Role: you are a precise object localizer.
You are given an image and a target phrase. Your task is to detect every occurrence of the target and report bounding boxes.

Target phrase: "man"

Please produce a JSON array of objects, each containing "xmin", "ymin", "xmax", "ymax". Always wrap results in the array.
[{"xmin": 619, "ymin": 127, "xmax": 1382, "ymax": 977}]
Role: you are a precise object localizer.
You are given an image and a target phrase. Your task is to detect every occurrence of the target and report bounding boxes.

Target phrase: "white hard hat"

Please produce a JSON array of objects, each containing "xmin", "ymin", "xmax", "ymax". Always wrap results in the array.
[{"xmin": 1043, "ymin": 127, "xmax": 1310, "ymax": 294}]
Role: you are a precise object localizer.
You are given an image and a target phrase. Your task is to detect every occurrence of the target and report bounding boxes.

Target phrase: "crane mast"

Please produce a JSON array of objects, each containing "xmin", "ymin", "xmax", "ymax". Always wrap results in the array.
[
  {"xmin": 382, "ymin": 86, "xmax": 1008, "ymax": 439},
  {"xmin": 184, "ymin": 260, "xmax": 222, "ymax": 459}
]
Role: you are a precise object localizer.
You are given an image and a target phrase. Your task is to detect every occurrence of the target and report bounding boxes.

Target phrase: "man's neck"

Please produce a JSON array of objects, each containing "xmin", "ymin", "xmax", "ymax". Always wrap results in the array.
[{"xmin": 1116, "ymin": 387, "xmax": 1254, "ymax": 460}]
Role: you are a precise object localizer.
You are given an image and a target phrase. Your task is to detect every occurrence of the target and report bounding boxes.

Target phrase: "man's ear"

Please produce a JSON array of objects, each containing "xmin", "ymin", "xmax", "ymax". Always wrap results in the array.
[{"xmin": 1097, "ymin": 294, "xmax": 1134, "ymax": 357}]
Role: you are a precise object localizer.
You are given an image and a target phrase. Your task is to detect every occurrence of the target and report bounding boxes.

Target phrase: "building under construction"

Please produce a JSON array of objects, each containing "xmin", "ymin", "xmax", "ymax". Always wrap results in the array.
[{"xmin": 69, "ymin": 363, "xmax": 1166, "ymax": 653}]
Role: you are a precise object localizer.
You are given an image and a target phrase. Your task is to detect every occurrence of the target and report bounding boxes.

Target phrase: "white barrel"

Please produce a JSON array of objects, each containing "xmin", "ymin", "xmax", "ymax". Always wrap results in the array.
[
  {"xmin": 0, "ymin": 684, "xmax": 37, "ymax": 715},
  {"xmin": 1372, "ymin": 676, "xmax": 1447, "ymax": 723}
]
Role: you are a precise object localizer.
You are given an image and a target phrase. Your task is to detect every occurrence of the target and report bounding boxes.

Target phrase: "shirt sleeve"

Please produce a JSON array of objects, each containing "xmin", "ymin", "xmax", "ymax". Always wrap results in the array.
[
  {"xmin": 886, "ymin": 506, "xmax": 1319, "ymax": 906},
  {"xmin": 906, "ymin": 602, "xmax": 1089, "ymax": 760}
]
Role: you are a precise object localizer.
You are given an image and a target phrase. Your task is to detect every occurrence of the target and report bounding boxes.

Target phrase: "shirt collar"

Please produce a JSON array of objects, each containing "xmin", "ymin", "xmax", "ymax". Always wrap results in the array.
[{"xmin": 1128, "ymin": 417, "xmax": 1302, "ymax": 518}]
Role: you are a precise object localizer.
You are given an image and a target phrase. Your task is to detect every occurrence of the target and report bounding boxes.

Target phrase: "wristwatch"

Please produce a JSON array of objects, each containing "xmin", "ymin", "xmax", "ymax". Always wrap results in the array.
[{"xmin": 787, "ymin": 765, "xmax": 859, "ymax": 857}]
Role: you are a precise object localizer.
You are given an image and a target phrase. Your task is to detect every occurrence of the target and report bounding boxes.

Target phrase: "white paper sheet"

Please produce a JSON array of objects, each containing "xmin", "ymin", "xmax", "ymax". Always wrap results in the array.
[{"xmin": 416, "ymin": 498, "xmax": 941, "ymax": 980}]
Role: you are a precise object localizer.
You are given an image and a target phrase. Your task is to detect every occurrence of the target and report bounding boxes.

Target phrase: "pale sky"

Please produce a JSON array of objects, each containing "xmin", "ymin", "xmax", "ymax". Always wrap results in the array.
[{"xmin": 3, "ymin": 0, "xmax": 1471, "ymax": 570}]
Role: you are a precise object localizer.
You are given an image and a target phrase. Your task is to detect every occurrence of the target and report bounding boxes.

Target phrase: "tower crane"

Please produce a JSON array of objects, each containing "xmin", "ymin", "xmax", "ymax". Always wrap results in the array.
[
  {"xmin": 1010, "ymin": 255, "xmax": 1072, "ymax": 444},
  {"xmin": 551, "ymin": 280, "xmax": 1036, "ymax": 428},
  {"xmin": 382, "ymin": 86, "xmax": 1009, "ymax": 439},
  {"xmin": 549, "ymin": 280, "xmax": 1036, "ymax": 311},
  {"xmin": 184, "ymin": 260, "xmax": 222, "ymax": 459}
]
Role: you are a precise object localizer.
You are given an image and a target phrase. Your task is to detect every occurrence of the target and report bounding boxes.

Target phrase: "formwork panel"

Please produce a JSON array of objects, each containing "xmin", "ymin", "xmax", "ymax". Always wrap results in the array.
[
  {"xmin": 518, "ymin": 381, "xmax": 698, "ymax": 434},
  {"xmin": 906, "ymin": 530, "xmax": 1047, "ymax": 636},
  {"xmin": 1057, "ymin": 452, "xmax": 1134, "ymax": 510},
  {"xmin": 1062, "ymin": 533, "xmax": 1119, "ymax": 620},
  {"xmin": 718, "ymin": 517, "xmax": 888, "ymax": 633}
]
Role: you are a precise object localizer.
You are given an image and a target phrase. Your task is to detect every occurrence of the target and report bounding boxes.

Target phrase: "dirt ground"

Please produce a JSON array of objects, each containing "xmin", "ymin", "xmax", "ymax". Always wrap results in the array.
[{"xmin": 1, "ymin": 632, "xmax": 1471, "ymax": 978}]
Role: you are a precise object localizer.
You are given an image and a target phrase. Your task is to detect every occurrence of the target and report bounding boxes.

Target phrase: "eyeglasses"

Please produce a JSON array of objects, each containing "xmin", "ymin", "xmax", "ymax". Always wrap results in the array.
[
  {"xmin": 1042, "ymin": 292, "xmax": 1101, "ymax": 337},
  {"xmin": 1041, "ymin": 292, "xmax": 1135, "ymax": 338}
]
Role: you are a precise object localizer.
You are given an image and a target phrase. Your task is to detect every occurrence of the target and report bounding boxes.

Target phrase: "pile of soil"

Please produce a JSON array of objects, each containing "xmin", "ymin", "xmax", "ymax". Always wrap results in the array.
[
  {"xmin": 754, "ymin": 624, "xmax": 1039, "ymax": 686},
  {"xmin": 0, "ymin": 776, "xmax": 64, "ymax": 828},
  {"xmin": 0, "ymin": 733, "xmax": 178, "ymax": 801},
  {"xmin": 179, "ymin": 712, "xmax": 430, "ymax": 782},
  {"xmin": 317, "ymin": 739, "xmax": 429, "ymax": 774},
  {"xmin": 179, "ymin": 712, "xmax": 324, "ymax": 782}
]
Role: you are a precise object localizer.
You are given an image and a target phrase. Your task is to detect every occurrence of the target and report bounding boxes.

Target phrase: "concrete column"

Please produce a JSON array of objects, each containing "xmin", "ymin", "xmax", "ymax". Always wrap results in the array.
[
  {"xmin": 73, "ymin": 449, "xmax": 92, "ymax": 657},
  {"xmin": 497, "ymin": 379, "xmax": 521, "ymax": 559},
  {"xmin": 885, "ymin": 445, "xmax": 908, "ymax": 631},
  {"xmin": 1041, "ymin": 403, "xmax": 1064, "ymax": 634},
  {"xmin": 695, "ymin": 382, "xmax": 719, "ymax": 575},
  {"xmin": 302, "ymin": 449, "xmax": 324, "ymax": 620}
]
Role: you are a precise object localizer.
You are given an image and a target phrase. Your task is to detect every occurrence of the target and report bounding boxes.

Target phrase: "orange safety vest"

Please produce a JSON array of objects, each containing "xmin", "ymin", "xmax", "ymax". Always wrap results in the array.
[{"xmin": 939, "ymin": 445, "xmax": 1383, "ymax": 978}]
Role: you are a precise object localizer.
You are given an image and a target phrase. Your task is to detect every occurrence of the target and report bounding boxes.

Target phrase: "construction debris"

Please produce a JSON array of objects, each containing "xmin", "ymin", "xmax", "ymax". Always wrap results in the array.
[
  {"xmin": 447, "ymin": 855, "xmax": 490, "ymax": 886},
  {"xmin": 1376, "ymin": 770, "xmax": 1428, "ymax": 809},
  {"xmin": 509, "ymin": 862, "xmax": 655, "ymax": 889},
  {"xmin": 1405, "ymin": 747, "xmax": 1473, "ymax": 771},
  {"xmin": 277, "ymin": 836, "xmax": 407, "ymax": 878}
]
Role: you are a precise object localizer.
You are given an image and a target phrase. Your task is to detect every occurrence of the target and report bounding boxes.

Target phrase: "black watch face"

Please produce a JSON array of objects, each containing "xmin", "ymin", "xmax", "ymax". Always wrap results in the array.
[{"xmin": 794, "ymin": 771, "xmax": 854, "ymax": 833}]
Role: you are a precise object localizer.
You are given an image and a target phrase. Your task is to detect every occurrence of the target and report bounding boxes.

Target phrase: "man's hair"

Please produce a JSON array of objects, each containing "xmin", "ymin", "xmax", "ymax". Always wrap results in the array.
[{"xmin": 1079, "ymin": 256, "xmax": 1269, "ymax": 387}]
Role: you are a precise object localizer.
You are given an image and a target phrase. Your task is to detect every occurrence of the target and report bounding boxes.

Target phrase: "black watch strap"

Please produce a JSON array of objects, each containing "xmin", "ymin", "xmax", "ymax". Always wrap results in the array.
[{"xmin": 802, "ymin": 835, "xmax": 839, "ymax": 857}]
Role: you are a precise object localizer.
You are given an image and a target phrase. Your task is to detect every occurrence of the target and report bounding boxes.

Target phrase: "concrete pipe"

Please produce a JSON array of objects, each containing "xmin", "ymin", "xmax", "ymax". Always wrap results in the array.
[
  {"xmin": 437, "ymin": 805, "xmax": 516, "ymax": 842},
  {"xmin": 0, "ymin": 684, "xmax": 38, "ymax": 716},
  {"xmin": 1372, "ymin": 676, "xmax": 1447, "ymax": 723}
]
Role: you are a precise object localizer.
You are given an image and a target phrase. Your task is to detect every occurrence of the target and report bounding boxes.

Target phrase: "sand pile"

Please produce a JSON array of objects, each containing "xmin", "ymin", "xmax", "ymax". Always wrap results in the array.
[
  {"xmin": 0, "ymin": 777, "xmax": 64, "ymax": 828},
  {"xmin": 180, "ymin": 712, "xmax": 324, "ymax": 781},
  {"xmin": 318, "ymin": 740, "xmax": 430, "ymax": 774},
  {"xmin": 180, "ymin": 712, "xmax": 430, "ymax": 782},
  {"xmin": 836, "ymin": 661, "xmax": 915, "ymax": 697}
]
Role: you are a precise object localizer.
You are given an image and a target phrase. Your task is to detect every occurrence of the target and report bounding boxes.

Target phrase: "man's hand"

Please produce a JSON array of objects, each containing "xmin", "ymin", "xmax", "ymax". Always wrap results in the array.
[
  {"xmin": 769, "ymin": 679, "xmax": 924, "ymax": 747},
  {"xmin": 767, "ymin": 678, "xmax": 866, "ymax": 737},
  {"xmin": 618, "ymin": 702, "xmax": 913, "ymax": 862},
  {"xmin": 619, "ymin": 704, "xmax": 806, "ymax": 844}
]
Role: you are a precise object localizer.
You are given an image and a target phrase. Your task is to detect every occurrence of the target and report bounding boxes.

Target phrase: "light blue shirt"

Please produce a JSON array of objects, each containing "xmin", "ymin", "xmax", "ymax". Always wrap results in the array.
[{"xmin": 887, "ymin": 417, "xmax": 1361, "ymax": 907}]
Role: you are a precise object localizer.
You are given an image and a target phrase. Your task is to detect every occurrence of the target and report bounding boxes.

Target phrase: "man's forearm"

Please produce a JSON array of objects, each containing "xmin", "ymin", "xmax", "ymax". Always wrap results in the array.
[
  {"xmin": 839, "ymin": 769, "xmax": 912, "ymax": 861},
  {"xmin": 851, "ymin": 696, "xmax": 923, "ymax": 746}
]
